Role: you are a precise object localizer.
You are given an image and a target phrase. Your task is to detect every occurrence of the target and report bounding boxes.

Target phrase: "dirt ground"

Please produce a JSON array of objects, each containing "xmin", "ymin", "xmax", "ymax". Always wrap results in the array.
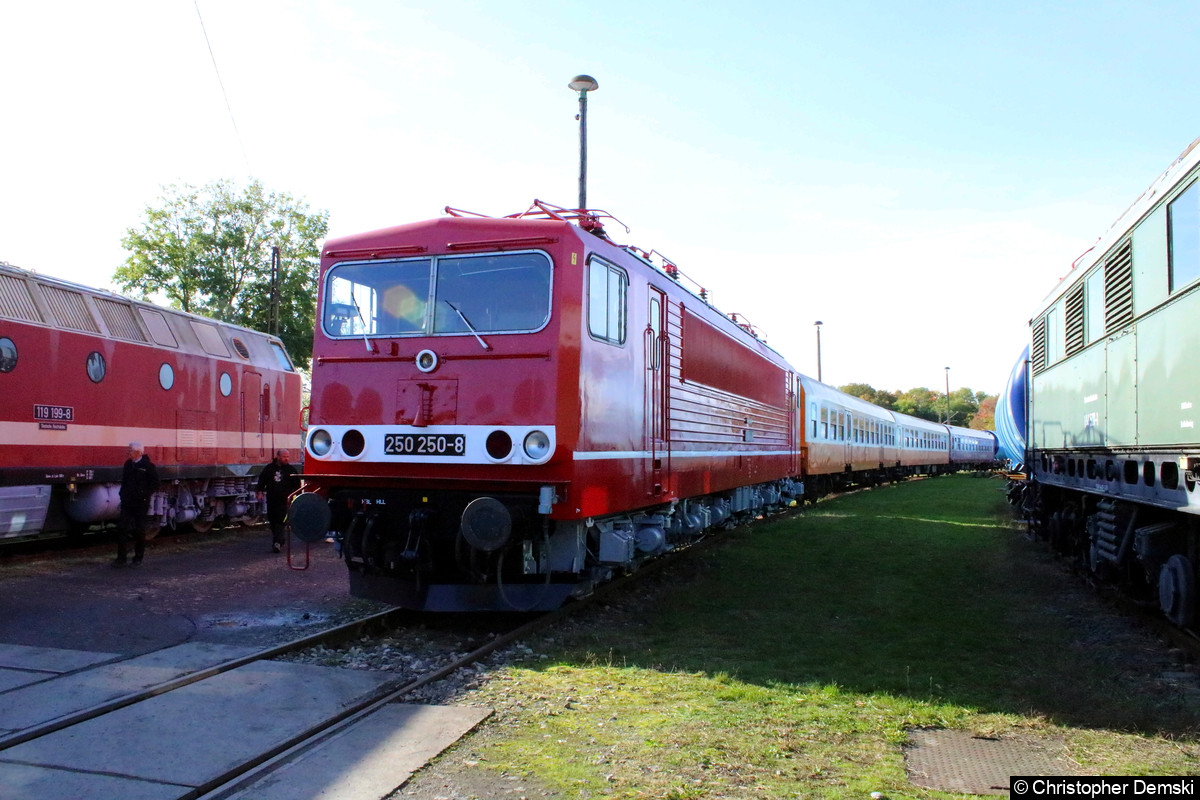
[{"xmin": 0, "ymin": 526, "xmax": 383, "ymax": 655}]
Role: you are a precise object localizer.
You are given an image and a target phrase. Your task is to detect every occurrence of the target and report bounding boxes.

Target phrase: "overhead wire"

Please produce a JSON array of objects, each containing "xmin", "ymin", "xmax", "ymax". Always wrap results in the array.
[{"xmin": 193, "ymin": 0, "xmax": 252, "ymax": 174}]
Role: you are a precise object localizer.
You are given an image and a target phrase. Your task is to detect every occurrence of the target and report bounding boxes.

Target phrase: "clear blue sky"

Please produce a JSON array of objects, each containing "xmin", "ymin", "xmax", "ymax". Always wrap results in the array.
[{"xmin": 4, "ymin": 1, "xmax": 1200, "ymax": 394}]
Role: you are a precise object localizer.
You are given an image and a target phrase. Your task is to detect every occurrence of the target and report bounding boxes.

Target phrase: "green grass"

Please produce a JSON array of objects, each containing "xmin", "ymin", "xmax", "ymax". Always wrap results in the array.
[{"xmin": 454, "ymin": 475, "xmax": 1200, "ymax": 798}]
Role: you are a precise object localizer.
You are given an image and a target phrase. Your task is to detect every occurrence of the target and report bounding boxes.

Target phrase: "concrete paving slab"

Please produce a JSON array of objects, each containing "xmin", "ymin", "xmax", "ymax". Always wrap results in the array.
[
  {"xmin": 0, "ymin": 660, "xmax": 397, "ymax": 789},
  {"xmin": 229, "ymin": 703, "xmax": 492, "ymax": 800},
  {"xmin": 0, "ymin": 762, "xmax": 188, "ymax": 800},
  {"xmin": 0, "ymin": 667, "xmax": 55, "ymax": 694},
  {"xmin": 0, "ymin": 641, "xmax": 258, "ymax": 732},
  {"xmin": 0, "ymin": 643, "xmax": 119, "ymax": 673},
  {"xmin": 0, "ymin": 528, "xmax": 368, "ymax": 657}
]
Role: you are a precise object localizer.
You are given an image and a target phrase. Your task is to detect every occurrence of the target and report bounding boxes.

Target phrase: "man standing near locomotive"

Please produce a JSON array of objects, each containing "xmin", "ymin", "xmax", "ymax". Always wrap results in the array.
[
  {"xmin": 115, "ymin": 442, "xmax": 158, "ymax": 567},
  {"xmin": 257, "ymin": 449, "xmax": 299, "ymax": 553}
]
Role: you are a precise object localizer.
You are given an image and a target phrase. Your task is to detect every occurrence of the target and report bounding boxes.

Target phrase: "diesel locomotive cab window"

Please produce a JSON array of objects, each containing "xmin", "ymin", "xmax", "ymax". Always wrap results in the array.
[
  {"xmin": 1169, "ymin": 181, "xmax": 1200, "ymax": 292},
  {"xmin": 324, "ymin": 253, "xmax": 551, "ymax": 338}
]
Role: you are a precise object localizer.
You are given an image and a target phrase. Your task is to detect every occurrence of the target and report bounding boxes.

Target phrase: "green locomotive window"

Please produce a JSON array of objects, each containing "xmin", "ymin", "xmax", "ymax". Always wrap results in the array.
[{"xmin": 1169, "ymin": 181, "xmax": 1200, "ymax": 293}]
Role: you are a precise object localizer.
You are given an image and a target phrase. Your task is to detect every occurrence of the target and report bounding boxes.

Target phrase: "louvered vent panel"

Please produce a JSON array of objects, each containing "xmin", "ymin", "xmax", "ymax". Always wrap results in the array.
[
  {"xmin": 1064, "ymin": 284, "xmax": 1086, "ymax": 356},
  {"xmin": 1031, "ymin": 317, "xmax": 1047, "ymax": 375},
  {"xmin": 41, "ymin": 286, "xmax": 99, "ymax": 332},
  {"xmin": 1104, "ymin": 241, "xmax": 1134, "ymax": 332},
  {"xmin": 0, "ymin": 274, "xmax": 42, "ymax": 322},
  {"xmin": 95, "ymin": 298, "xmax": 147, "ymax": 342}
]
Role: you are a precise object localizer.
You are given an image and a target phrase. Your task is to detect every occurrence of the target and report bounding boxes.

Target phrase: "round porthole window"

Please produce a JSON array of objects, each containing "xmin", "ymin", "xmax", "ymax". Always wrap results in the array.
[
  {"xmin": 159, "ymin": 363, "xmax": 174, "ymax": 390},
  {"xmin": 219, "ymin": 372, "xmax": 232, "ymax": 397},
  {"xmin": 86, "ymin": 352, "xmax": 106, "ymax": 383},
  {"xmin": 0, "ymin": 337, "xmax": 16, "ymax": 373}
]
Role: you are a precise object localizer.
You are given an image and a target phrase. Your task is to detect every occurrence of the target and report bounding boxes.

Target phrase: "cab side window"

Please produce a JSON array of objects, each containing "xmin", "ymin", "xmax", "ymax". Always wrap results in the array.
[{"xmin": 588, "ymin": 257, "xmax": 628, "ymax": 344}]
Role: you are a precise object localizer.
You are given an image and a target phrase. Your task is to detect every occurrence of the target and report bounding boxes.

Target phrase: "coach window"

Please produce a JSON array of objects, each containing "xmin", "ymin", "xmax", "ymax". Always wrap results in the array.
[
  {"xmin": 220, "ymin": 372, "xmax": 233, "ymax": 397},
  {"xmin": 0, "ymin": 337, "xmax": 15, "ymax": 372},
  {"xmin": 588, "ymin": 257, "xmax": 628, "ymax": 345},
  {"xmin": 1169, "ymin": 181, "xmax": 1200, "ymax": 292}
]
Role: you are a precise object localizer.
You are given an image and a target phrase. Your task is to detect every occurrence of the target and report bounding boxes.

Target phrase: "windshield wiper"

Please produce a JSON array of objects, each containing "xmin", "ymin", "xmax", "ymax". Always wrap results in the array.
[
  {"xmin": 349, "ymin": 294, "xmax": 374, "ymax": 352},
  {"xmin": 444, "ymin": 301, "xmax": 491, "ymax": 351}
]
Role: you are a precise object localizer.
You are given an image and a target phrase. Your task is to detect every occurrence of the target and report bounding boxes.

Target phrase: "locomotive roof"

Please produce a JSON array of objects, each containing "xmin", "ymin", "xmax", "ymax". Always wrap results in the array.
[
  {"xmin": 323, "ymin": 200, "xmax": 798, "ymax": 369},
  {"xmin": 0, "ymin": 259, "xmax": 290, "ymax": 344},
  {"xmin": 1033, "ymin": 135, "xmax": 1200, "ymax": 317}
]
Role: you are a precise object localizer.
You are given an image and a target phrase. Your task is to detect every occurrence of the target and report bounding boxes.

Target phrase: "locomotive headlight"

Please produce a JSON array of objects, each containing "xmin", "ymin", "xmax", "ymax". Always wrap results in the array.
[
  {"xmin": 415, "ymin": 349, "xmax": 438, "ymax": 373},
  {"xmin": 309, "ymin": 429, "xmax": 334, "ymax": 456},
  {"xmin": 523, "ymin": 429, "xmax": 552, "ymax": 461},
  {"xmin": 341, "ymin": 429, "xmax": 365, "ymax": 458}
]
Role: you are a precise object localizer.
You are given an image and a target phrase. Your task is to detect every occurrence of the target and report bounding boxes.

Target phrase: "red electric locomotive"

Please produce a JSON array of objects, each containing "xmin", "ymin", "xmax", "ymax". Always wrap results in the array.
[
  {"xmin": 289, "ymin": 201, "xmax": 997, "ymax": 611},
  {"xmin": 289, "ymin": 202, "xmax": 804, "ymax": 610},
  {"xmin": 0, "ymin": 262, "xmax": 303, "ymax": 540}
]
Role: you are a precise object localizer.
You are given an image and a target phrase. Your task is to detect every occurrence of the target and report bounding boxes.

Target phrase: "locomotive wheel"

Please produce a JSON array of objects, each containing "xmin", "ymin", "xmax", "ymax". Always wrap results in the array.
[
  {"xmin": 239, "ymin": 515, "xmax": 262, "ymax": 528},
  {"xmin": 189, "ymin": 519, "xmax": 215, "ymax": 534},
  {"xmin": 1158, "ymin": 555, "xmax": 1196, "ymax": 628}
]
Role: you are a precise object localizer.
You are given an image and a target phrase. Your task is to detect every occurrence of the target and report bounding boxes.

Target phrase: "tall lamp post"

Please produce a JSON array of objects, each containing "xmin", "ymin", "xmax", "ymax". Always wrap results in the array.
[
  {"xmin": 814, "ymin": 321, "xmax": 823, "ymax": 382},
  {"xmin": 944, "ymin": 366, "xmax": 951, "ymax": 424},
  {"xmin": 568, "ymin": 74, "xmax": 598, "ymax": 210}
]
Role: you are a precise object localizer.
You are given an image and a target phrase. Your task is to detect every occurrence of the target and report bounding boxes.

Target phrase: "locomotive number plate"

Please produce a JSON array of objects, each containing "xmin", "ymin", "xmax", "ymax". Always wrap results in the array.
[
  {"xmin": 383, "ymin": 432, "xmax": 466, "ymax": 456},
  {"xmin": 34, "ymin": 404, "xmax": 74, "ymax": 422}
]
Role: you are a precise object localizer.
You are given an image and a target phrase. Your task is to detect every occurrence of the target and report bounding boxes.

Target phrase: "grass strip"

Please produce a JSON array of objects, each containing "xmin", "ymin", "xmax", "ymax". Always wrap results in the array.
[{"xmin": 452, "ymin": 475, "xmax": 1200, "ymax": 798}]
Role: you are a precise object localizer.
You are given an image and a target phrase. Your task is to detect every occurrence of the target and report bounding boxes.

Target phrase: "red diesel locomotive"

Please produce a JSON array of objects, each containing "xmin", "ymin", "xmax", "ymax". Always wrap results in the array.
[
  {"xmin": 290, "ymin": 201, "xmax": 996, "ymax": 611},
  {"xmin": 0, "ymin": 261, "xmax": 303, "ymax": 540}
]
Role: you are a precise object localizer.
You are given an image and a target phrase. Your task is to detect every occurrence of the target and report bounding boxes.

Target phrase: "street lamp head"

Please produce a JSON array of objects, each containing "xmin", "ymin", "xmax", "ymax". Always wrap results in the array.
[
  {"xmin": 814, "ymin": 320, "xmax": 823, "ymax": 326},
  {"xmin": 569, "ymin": 74, "xmax": 598, "ymax": 93}
]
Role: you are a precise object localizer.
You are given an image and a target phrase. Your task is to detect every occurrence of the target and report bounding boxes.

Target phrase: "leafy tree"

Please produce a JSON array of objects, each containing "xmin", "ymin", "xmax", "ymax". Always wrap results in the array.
[
  {"xmin": 839, "ymin": 383, "xmax": 898, "ymax": 409},
  {"xmin": 971, "ymin": 395, "xmax": 997, "ymax": 430},
  {"xmin": 116, "ymin": 180, "xmax": 328, "ymax": 368},
  {"xmin": 836, "ymin": 381, "xmax": 995, "ymax": 428},
  {"xmin": 894, "ymin": 387, "xmax": 942, "ymax": 422}
]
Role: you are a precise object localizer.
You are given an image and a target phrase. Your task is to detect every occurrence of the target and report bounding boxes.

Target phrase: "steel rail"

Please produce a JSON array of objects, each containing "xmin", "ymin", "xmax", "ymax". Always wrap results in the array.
[{"xmin": 0, "ymin": 606, "xmax": 410, "ymax": 752}]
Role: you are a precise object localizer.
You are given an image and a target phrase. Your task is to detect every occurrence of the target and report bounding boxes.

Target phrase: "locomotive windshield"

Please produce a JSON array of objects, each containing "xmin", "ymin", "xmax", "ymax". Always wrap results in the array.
[{"xmin": 324, "ymin": 252, "xmax": 551, "ymax": 338}]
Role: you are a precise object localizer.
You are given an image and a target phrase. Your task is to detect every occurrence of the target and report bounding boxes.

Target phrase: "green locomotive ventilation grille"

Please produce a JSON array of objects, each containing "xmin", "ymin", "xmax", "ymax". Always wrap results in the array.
[
  {"xmin": 1064, "ymin": 284, "xmax": 1086, "ymax": 356},
  {"xmin": 1103, "ymin": 240, "xmax": 1134, "ymax": 332},
  {"xmin": 41, "ymin": 285, "xmax": 100, "ymax": 333},
  {"xmin": 1031, "ymin": 317, "xmax": 1047, "ymax": 375},
  {"xmin": 0, "ymin": 273, "xmax": 43, "ymax": 322},
  {"xmin": 95, "ymin": 297, "xmax": 147, "ymax": 342}
]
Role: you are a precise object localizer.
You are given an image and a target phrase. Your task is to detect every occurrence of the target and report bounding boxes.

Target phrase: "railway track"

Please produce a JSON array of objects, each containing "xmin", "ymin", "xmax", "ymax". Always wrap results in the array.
[
  {"xmin": 0, "ymin": 531, "xmax": 715, "ymax": 800},
  {"xmin": 0, "ymin": 482, "xmax": 892, "ymax": 800},
  {"xmin": 0, "ymin": 602, "xmax": 555, "ymax": 800}
]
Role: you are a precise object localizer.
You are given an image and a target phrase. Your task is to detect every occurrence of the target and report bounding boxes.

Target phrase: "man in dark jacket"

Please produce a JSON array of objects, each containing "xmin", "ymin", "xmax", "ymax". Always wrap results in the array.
[
  {"xmin": 257, "ymin": 449, "xmax": 299, "ymax": 553},
  {"xmin": 115, "ymin": 442, "xmax": 158, "ymax": 567}
]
